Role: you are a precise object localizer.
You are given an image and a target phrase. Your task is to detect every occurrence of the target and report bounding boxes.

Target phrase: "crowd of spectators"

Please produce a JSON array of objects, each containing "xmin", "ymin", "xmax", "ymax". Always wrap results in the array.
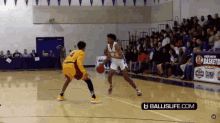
[
  {"xmin": 121, "ymin": 14, "xmax": 220, "ymax": 81},
  {"xmin": 0, "ymin": 49, "xmax": 56, "ymax": 58}
]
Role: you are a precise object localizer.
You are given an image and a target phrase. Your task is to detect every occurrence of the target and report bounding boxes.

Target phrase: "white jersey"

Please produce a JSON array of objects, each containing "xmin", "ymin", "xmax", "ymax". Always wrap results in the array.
[
  {"xmin": 107, "ymin": 42, "xmax": 127, "ymax": 70},
  {"xmin": 108, "ymin": 42, "xmax": 118, "ymax": 56}
]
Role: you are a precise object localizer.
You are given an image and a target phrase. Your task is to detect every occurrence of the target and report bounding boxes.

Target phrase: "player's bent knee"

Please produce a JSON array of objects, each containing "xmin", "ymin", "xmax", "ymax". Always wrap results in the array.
[{"xmin": 65, "ymin": 75, "xmax": 72, "ymax": 82}]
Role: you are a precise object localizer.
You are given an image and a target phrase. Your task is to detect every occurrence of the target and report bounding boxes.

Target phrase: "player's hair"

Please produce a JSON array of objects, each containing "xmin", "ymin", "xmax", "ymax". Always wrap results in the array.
[
  {"xmin": 107, "ymin": 34, "xmax": 117, "ymax": 41},
  {"xmin": 77, "ymin": 41, "xmax": 86, "ymax": 49}
]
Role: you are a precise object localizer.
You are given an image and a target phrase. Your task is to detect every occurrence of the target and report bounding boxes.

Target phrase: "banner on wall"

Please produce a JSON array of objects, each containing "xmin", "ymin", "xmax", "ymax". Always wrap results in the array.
[
  {"xmin": 15, "ymin": 0, "xmax": 17, "ymax": 6},
  {"xmin": 123, "ymin": 0, "xmax": 126, "ymax": 6},
  {"xmin": 90, "ymin": 0, "xmax": 93, "ymax": 6},
  {"xmin": 193, "ymin": 53, "xmax": 220, "ymax": 84},
  {"xmin": 47, "ymin": 0, "xmax": 50, "ymax": 6},
  {"xmin": 133, "ymin": 0, "xmax": 136, "ymax": 6},
  {"xmin": 25, "ymin": 0, "xmax": 28, "ymax": 5},
  {"xmin": 4, "ymin": 0, "xmax": 6, "ymax": 5},
  {"xmin": 102, "ymin": 0, "xmax": 104, "ymax": 6},
  {"xmin": 36, "ymin": 0, "xmax": 39, "ymax": 5},
  {"xmin": 144, "ymin": 0, "xmax": 147, "ymax": 6},
  {"xmin": 68, "ymin": 0, "xmax": 71, "ymax": 6},
  {"xmin": 79, "ymin": 0, "xmax": 82, "ymax": 6},
  {"xmin": 112, "ymin": 0, "xmax": 115, "ymax": 6},
  {"xmin": 58, "ymin": 0, "xmax": 61, "ymax": 6}
]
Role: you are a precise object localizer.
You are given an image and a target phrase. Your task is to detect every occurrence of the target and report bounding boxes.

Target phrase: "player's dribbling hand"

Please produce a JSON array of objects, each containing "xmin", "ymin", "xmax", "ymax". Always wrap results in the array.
[{"xmin": 98, "ymin": 64, "xmax": 104, "ymax": 68}]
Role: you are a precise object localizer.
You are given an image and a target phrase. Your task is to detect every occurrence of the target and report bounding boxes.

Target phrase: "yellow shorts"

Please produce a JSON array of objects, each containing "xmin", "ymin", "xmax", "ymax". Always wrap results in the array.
[{"xmin": 62, "ymin": 62, "xmax": 84, "ymax": 81}]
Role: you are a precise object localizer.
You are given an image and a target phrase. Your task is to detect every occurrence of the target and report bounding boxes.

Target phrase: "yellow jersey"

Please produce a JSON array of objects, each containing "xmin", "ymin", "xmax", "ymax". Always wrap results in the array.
[{"xmin": 64, "ymin": 50, "xmax": 86, "ymax": 76}]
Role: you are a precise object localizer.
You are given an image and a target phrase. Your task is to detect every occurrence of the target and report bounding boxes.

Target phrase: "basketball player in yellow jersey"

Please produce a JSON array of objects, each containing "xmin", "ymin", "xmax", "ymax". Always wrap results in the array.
[
  {"xmin": 98, "ymin": 34, "xmax": 142, "ymax": 96},
  {"xmin": 57, "ymin": 41, "xmax": 101, "ymax": 103}
]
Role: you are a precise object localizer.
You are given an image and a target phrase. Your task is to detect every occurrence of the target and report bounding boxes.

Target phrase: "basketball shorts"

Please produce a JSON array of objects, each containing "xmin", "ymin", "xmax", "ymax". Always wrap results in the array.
[
  {"xmin": 62, "ymin": 61, "xmax": 84, "ymax": 81},
  {"xmin": 110, "ymin": 57, "xmax": 128, "ymax": 71}
]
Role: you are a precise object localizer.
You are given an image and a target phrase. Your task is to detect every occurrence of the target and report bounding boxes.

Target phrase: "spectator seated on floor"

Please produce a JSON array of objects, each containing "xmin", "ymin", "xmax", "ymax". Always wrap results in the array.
[
  {"xmin": 157, "ymin": 48, "xmax": 170, "ymax": 76},
  {"xmin": 149, "ymin": 42, "xmax": 160, "ymax": 75},
  {"xmin": 163, "ymin": 49, "xmax": 178, "ymax": 78},
  {"xmin": 180, "ymin": 47, "xmax": 201, "ymax": 80},
  {"xmin": 173, "ymin": 47, "xmax": 188, "ymax": 79},
  {"xmin": 134, "ymin": 49, "xmax": 150, "ymax": 75}
]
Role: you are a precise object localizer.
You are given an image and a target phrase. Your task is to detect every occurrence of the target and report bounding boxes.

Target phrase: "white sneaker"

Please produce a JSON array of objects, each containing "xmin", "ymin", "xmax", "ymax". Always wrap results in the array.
[
  {"xmin": 176, "ymin": 76, "xmax": 180, "ymax": 79},
  {"xmin": 170, "ymin": 75, "xmax": 176, "ymax": 78}
]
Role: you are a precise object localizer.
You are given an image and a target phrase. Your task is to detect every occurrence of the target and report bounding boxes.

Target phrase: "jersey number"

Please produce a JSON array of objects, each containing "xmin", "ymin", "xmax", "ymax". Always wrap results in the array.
[
  {"xmin": 111, "ymin": 52, "xmax": 118, "ymax": 56},
  {"xmin": 69, "ymin": 53, "xmax": 75, "ymax": 57}
]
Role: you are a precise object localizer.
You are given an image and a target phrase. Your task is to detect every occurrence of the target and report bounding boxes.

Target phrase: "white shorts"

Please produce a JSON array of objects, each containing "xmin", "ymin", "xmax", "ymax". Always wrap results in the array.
[{"xmin": 110, "ymin": 57, "xmax": 128, "ymax": 71}]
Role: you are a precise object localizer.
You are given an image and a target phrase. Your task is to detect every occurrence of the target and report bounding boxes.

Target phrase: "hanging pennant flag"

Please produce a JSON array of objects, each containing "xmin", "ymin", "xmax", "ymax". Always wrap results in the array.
[
  {"xmin": 144, "ymin": 0, "xmax": 147, "ymax": 6},
  {"xmin": 112, "ymin": 0, "xmax": 115, "ymax": 6},
  {"xmin": 153, "ymin": 0, "xmax": 155, "ymax": 4},
  {"xmin": 4, "ymin": 0, "xmax": 6, "ymax": 5},
  {"xmin": 123, "ymin": 0, "xmax": 126, "ymax": 6},
  {"xmin": 133, "ymin": 0, "xmax": 136, "ymax": 6},
  {"xmin": 47, "ymin": 0, "xmax": 50, "ymax": 6},
  {"xmin": 15, "ymin": 0, "xmax": 17, "ymax": 6},
  {"xmin": 25, "ymin": 0, "xmax": 28, "ymax": 5},
  {"xmin": 102, "ymin": 0, "xmax": 104, "ymax": 6},
  {"xmin": 68, "ymin": 0, "xmax": 71, "ymax": 6},
  {"xmin": 90, "ymin": 0, "xmax": 93, "ymax": 6},
  {"xmin": 36, "ymin": 0, "xmax": 39, "ymax": 5},
  {"xmin": 58, "ymin": 0, "xmax": 61, "ymax": 6},
  {"xmin": 79, "ymin": 0, "xmax": 82, "ymax": 6},
  {"xmin": 158, "ymin": 0, "xmax": 160, "ymax": 4}
]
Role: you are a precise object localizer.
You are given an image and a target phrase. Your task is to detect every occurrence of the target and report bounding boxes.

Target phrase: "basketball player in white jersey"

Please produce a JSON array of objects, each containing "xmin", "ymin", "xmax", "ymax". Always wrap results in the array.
[{"xmin": 98, "ymin": 34, "xmax": 142, "ymax": 96}]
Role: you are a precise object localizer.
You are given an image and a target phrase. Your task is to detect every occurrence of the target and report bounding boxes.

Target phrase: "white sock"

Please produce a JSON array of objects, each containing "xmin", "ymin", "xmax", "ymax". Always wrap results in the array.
[{"xmin": 135, "ymin": 88, "xmax": 139, "ymax": 91}]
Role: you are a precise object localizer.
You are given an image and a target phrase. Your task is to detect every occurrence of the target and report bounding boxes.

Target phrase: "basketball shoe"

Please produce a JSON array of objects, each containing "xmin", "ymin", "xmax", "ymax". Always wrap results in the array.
[
  {"xmin": 57, "ymin": 95, "xmax": 66, "ymax": 101},
  {"xmin": 137, "ymin": 91, "xmax": 142, "ymax": 96},
  {"xmin": 91, "ymin": 98, "xmax": 102, "ymax": 104}
]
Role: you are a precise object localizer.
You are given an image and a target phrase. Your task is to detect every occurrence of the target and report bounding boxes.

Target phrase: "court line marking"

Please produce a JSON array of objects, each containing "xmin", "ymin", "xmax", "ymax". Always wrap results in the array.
[
  {"xmin": 0, "ymin": 116, "xmax": 190, "ymax": 122},
  {"xmin": 2, "ymin": 70, "xmax": 191, "ymax": 122},
  {"xmin": 80, "ymin": 87, "xmax": 184, "ymax": 122},
  {"xmin": 46, "ymin": 71, "xmax": 194, "ymax": 122},
  {"xmin": 52, "ymin": 78, "xmax": 184, "ymax": 122}
]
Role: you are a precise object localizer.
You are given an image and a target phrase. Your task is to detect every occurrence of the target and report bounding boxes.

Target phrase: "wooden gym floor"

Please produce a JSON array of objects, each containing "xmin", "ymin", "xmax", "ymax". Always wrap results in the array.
[{"xmin": 0, "ymin": 68, "xmax": 219, "ymax": 123}]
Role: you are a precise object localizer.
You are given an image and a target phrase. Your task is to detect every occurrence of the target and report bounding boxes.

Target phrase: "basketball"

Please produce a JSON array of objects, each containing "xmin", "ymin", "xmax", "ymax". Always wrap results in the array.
[{"xmin": 96, "ymin": 65, "xmax": 105, "ymax": 74}]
